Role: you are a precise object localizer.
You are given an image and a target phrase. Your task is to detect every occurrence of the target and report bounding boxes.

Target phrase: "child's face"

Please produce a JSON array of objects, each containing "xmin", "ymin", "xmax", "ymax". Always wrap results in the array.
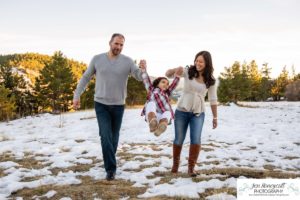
[{"xmin": 158, "ymin": 79, "xmax": 169, "ymax": 91}]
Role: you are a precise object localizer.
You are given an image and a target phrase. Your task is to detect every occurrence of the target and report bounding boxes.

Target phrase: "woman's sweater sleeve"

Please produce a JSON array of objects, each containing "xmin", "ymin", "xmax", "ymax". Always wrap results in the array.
[{"xmin": 208, "ymin": 84, "xmax": 218, "ymax": 105}]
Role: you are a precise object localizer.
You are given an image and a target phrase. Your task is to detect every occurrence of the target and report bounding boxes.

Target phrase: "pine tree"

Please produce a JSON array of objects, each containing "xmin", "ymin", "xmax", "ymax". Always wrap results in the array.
[
  {"xmin": 0, "ymin": 63, "xmax": 31, "ymax": 118},
  {"xmin": 0, "ymin": 85, "xmax": 15, "ymax": 121},
  {"xmin": 36, "ymin": 51, "xmax": 76, "ymax": 113},
  {"xmin": 271, "ymin": 66, "xmax": 290, "ymax": 101},
  {"xmin": 80, "ymin": 79, "xmax": 95, "ymax": 109},
  {"xmin": 126, "ymin": 76, "xmax": 147, "ymax": 105},
  {"xmin": 258, "ymin": 63, "xmax": 272, "ymax": 100},
  {"xmin": 294, "ymin": 73, "xmax": 300, "ymax": 80},
  {"xmin": 0, "ymin": 63, "xmax": 14, "ymax": 89},
  {"xmin": 218, "ymin": 61, "xmax": 251, "ymax": 103},
  {"xmin": 247, "ymin": 60, "xmax": 262, "ymax": 101},
  {"xmin": 285, "ymin": 80, "xmax": 300, "ymax": 101}
]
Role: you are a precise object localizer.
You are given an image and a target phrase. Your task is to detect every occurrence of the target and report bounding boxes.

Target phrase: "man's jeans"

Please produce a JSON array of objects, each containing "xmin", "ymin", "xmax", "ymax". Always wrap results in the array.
[
  {"xmin": 95, "ymin": 102, "xmax": 125, "ymax": 173},
  {"xmin": 174, "ymin": 109, "xmax": 205, "ymax": 145}
]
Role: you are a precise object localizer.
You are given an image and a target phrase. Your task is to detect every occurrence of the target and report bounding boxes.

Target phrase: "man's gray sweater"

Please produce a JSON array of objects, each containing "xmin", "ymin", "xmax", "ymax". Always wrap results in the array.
[{"xmin": 74, "ymin": 53, "xmax": 143, "ymax": 105}]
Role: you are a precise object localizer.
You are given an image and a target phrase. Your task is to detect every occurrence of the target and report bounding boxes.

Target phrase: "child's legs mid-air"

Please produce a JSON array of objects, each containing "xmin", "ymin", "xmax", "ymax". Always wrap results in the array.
[
  {"xmin": 154, "ymin": 111, "xmax": 171, "ymax": 136},
  {"xmin": 145, "ymin": 102, "xmax": 171, "ymax": 136},
  {"xmin": 146, "ymin": 101, "xmax": 158, "ymax": 132}
]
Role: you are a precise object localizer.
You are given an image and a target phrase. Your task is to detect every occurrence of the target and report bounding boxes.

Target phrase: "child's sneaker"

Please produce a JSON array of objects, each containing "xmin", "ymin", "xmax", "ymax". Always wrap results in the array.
[{"xmin": 154, "ymin": 118, "xmax": 168, "ymax": 136}]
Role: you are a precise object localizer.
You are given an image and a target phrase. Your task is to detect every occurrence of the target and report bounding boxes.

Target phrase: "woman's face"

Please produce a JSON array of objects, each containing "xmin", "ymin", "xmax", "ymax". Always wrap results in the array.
[{"xmin": 194, "ymin": 55, "xmax": 206, "ymax": 73}]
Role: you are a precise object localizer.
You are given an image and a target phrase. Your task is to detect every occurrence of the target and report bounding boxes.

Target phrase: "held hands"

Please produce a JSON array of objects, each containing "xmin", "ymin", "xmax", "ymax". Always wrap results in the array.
[
  {"xmin": 174, "ymin": 66, "xmax": 184, "ymax": 77},
  {"xmin": 139, "ymin": 59, "xmax": 147, "ymax": 72},
  {"xmin": 73, "ymin": 99, "xmax": 80, "ymax": 110}
]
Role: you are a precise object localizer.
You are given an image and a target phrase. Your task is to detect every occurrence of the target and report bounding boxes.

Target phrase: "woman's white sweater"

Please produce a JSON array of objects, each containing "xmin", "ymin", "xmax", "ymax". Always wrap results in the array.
[{"xmin": 177, "ymin": 68, "xmax": 218, "ymax": 115}]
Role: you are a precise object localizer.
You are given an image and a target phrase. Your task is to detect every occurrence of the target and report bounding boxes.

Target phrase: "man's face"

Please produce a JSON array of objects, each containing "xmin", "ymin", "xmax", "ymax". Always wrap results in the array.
[{"xmin": 109, "ymin": 36, "xmax": 124, "ymax": 56}]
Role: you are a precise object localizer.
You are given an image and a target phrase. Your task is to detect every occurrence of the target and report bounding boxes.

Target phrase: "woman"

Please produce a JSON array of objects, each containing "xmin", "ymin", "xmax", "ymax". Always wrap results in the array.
[{"xmin": 165, "ymin": 51, "xmax": 218, "ymax": 177}]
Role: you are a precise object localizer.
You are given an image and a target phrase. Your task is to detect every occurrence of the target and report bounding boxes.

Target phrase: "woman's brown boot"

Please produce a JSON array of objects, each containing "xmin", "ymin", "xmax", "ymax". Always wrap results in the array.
[
  {"xmin": 171, "ymin": 144, "xmax": 182, "ymax": 173},
  {"xmin": 188, "ymin": 144, "xmax": 201, "ymax": 177}
]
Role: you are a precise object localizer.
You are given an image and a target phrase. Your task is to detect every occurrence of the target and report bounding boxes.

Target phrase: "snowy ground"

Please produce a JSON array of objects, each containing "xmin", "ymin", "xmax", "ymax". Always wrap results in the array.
[{"xmin": 0, "ymin": 102, "xmax": 299, "ymax": 199}]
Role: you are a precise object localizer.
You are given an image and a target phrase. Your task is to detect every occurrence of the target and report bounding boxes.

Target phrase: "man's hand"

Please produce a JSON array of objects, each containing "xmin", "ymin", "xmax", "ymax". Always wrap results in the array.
[
  {"xmin": 139, "ymin": 59, "xmax": 147, "ymax": 72},
  {"xmin": 73, "ymin": 99, "xmax": 80, "ymax": 110},
  {"xmin": 213, "ymin": 118, "xmax": 217, "ymax": 129}
]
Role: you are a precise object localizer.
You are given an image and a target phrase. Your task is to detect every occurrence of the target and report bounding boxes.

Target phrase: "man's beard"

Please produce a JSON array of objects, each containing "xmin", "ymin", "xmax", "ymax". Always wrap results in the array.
[{"xmin": 112, "ymin": 48, "xmax": 121, "ymax": 56}]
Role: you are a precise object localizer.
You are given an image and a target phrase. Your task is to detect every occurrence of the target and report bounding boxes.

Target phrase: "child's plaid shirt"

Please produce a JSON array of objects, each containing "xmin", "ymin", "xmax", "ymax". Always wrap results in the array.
[{"xmin": 141, "ymin": 71, "xmax": 180, "ymax": 119}]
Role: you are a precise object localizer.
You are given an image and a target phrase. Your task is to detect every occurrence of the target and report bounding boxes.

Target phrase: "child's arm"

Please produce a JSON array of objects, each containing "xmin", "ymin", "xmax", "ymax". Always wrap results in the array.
[
  {"xmin": 141, "ymin": 70, "xmax": 153, "ymax": 92},
  {"xmin": 166, "ymin": 77, "xmax": 180, "ymax": 95}
]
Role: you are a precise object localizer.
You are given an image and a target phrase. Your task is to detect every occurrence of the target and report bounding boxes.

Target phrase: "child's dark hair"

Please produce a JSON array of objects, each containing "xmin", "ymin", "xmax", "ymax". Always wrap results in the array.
[{"xmin": 153, "ymin": 77, "xmax": 169, "ymax": 88}]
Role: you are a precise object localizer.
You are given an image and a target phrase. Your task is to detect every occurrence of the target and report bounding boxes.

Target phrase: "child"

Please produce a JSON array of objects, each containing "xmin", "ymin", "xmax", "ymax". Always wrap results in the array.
[{"xmin": 141, "ymin": 68, "xmax": 182, "ymax": 136}]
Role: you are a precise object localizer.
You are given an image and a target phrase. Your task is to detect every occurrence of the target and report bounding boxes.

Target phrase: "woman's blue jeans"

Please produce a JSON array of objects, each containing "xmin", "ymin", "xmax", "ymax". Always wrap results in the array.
[
  {"xmin": 95, "ymin": 101, "xmax": 124, "ymax": 173},
  {"xmin": 174, "ymin": 109, "xmax": 205, "ymax": 145}
]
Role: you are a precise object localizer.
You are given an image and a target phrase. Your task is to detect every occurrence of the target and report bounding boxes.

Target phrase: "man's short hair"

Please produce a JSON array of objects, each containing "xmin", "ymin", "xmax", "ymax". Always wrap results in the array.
[{"xmin": 110, "ymin": 33, "xmax": 125, "ymax": 42}]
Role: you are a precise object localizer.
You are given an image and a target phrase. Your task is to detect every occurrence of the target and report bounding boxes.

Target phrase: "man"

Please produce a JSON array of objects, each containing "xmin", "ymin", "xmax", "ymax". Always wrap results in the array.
[{"xmin": 73, "ymin": 33, "xmax": 146, "ymax": 180}]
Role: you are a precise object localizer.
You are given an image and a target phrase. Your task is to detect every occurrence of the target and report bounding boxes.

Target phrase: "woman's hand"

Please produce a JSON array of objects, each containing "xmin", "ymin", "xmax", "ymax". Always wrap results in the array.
[
  {"xmin": 174, "ymin": 67, "xmax": 184, "ymax": 77},
  {"xmin": 166, "ymin": 66, "xmax": 183, "ymax": 77}
]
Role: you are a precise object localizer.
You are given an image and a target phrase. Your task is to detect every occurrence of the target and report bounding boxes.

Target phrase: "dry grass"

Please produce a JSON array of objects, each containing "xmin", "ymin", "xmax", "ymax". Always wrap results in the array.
[
  {"xmin": 50, "ymin": 157, "xmax": 100, "ymax": 176},
  {"xmin": 199, "ymin": 160, "xmax": 221, "ymax": 166},
  {"xmin": 263, "ymin": 164, "xmax": 277, "ymax": 170},
  {"xmin": 236, "ymin": 102, "xmax": 260, "ymax": 108},
  {"xmin": 199, "ymin": 187, "xmax": 236, "ymax": 199},
  {"xmin": 0, "ymin": 151, "xmax": 13, "ymax": 161},
  {"xmin": 241, "ymin": 146, "xmax": 257, "ymax": 151},
  {"xmin": 2, "ymin": 145, "xmax": 300, "ymax": 199},
  {"xmin": 0, "ymin": 134, "xmax": 10, "ymax": 142},
  {"xmin": 0, "ymin": 168, "xmax": 5, "ymax": 178},
  {"xmin": 284, "ymin": 156, "xmax": 300, "ymax": 160},
  {"xmin": 20, "ymin": 175, "xmax": 45, "ymax": 182},
  {"xmin": 150, "ymin": 145, "xmax": 164, "ymax": 151},
  {"xmin": 75, "ymin": 139, "xmax": 85, "ymax": 143},
  {"xmin": 199, "ymin": 167, "xmax": 300, "ymax": 179},
  {"xmin": 0, "ymin": 152, "xmax": 46, "ymax": 170},
  {"xmin": 10, "ymin": 176, "xmax": 147, "ymax": 200},
  {"xmin": 201, "ymin": 147, "xmax": 215, "ymax": 152},
  {"xmin": 203, "ymin": 142, "xmax": 221, "ymax": 148}
]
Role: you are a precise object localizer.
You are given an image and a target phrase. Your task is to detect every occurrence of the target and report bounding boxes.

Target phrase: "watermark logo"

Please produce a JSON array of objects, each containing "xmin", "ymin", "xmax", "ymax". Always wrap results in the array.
[{"xmin": 237, "ymin": 179, "xmax": 300, "ymax": 200}]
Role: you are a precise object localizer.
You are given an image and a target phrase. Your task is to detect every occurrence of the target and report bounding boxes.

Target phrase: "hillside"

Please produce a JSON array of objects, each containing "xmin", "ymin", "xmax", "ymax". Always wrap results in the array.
[{"xmin": 0, "ymin": 53, "xmax": 87, "ymax": 85}]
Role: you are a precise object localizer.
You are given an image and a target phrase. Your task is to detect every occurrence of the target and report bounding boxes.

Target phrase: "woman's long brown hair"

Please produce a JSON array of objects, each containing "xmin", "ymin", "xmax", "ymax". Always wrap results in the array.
[{"xmin": 188, "ymin": 51, "xmax": 216, "ymax": 88}]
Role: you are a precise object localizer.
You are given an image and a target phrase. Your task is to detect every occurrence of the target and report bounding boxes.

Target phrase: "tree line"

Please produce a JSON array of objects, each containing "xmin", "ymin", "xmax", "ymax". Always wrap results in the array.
[
  {"xmin": 217, "ymin": 60, "xmax": 300, "ymax": 103},
  {"xmin": 1, "ymin": 52, "xmax": 299, "ymax": 122},
  {"xmin": 0, "ymin": 52, "xmax": 146, "ymax": 121}
]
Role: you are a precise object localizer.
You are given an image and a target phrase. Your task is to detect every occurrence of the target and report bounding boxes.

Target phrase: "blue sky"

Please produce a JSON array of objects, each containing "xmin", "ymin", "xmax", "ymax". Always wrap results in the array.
[{"xmin": 1, "ymin": 0, "xmax": 299, "ymax": 77}]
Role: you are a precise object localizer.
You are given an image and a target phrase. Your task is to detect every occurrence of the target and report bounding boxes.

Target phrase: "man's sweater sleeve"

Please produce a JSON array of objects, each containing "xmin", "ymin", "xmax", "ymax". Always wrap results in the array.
[{"xmin": 73, "ymin": 56, "xmax": 96, "ymax": 100}]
